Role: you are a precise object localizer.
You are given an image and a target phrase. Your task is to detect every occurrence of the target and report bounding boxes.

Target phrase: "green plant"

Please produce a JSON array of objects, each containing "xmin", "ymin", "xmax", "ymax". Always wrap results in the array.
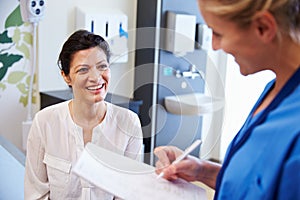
[{"xmin": 0, "ymin": 5, "xmax": 37, "ymax": 106}]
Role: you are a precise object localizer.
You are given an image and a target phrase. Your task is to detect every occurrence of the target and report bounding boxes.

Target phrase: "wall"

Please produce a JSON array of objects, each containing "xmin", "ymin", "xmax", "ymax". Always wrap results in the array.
[
  {"xmin": 200, "ymin": 49, "xmax": 227, "ymax": 161},
  {"xmin": 38, "ymin": 0, "xmax": 137, "ymax": 98}
]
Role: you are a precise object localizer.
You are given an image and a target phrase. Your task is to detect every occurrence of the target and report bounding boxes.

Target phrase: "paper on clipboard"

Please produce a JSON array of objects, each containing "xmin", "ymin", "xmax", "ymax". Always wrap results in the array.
[{"xmin": 72, "ymin": 143, "xmax": 207, "ymax": 200}]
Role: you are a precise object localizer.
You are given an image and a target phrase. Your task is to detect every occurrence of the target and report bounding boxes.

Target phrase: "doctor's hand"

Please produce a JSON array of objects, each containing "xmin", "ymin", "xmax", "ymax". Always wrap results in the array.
[{"xmin": 154, "ymin": 146, "xmax": 203, "ymax": 182}]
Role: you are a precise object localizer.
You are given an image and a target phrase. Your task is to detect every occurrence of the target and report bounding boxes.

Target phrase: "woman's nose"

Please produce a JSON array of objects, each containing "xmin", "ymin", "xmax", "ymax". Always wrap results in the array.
[{"xmin": 88, "ymin": 68, "xmax": 102, "ymax": 82}]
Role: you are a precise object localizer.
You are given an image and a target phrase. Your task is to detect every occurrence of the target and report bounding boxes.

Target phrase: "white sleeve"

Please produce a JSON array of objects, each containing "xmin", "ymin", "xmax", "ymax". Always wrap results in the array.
[{"xmin": 24, "ymin": 113, "xmax": 50, "ymax": 200}]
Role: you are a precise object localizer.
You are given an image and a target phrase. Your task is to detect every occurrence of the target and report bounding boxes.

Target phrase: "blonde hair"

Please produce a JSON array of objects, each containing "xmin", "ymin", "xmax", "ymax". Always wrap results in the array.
[{"xmin": 201, "ymin": 0, "xmax": 300, "ymax": 43}]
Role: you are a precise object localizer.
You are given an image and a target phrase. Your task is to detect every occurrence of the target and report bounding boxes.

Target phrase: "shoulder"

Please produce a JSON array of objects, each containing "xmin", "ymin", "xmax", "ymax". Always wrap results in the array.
[
  {"xmin": 105, "ymin": 102, "xmax": 142, "ymax": 131},
  {"xmin": 106, "ymin": 102, "xmax": 139, "ymax": 121},
  {"xmin": 285, "ymin": 83, "xmax": 300, "ymax": 103},
  {"xmin": 270, "ymin": 84, "xmax": 300, "ymax": 124},
  {"xmin": 275, "ymin": 87, "xmax": 300, "ymax": 122},
  {"xmin": 34, "ymin": 101, "xmax": 70, "ymax": 121}
]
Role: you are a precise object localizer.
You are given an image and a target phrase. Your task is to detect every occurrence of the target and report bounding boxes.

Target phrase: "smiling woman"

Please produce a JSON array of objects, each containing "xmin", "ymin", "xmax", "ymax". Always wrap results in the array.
[
  {"xmin": 63, "ymin": 46, "xmax": 111, "ymax": 106},
  {"xmin": 24, "ymin": 29, "xmax": 144, "ymax": 200}
]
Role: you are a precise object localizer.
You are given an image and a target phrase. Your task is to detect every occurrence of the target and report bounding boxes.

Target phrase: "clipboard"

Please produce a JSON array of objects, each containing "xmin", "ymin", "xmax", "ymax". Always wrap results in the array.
[{"xmin": 72, "ymin": 143, "xmax": 207, "ymax": 200}]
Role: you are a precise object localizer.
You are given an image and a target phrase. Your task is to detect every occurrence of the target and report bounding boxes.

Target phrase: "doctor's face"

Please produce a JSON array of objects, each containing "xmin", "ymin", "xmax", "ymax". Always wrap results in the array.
[
  {"xmin": 64, "ymin": 46, "xmax": 110, "ymax": 104},
  {"xmin": 200, "ymin": 7, "xmax": 271, "ymax": 76}
]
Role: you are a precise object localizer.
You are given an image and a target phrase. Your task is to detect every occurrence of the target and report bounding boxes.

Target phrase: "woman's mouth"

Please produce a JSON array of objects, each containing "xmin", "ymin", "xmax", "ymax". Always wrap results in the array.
[{"xmin": 87, "ymin": 83, "xmax": 105, "ymax": 91}]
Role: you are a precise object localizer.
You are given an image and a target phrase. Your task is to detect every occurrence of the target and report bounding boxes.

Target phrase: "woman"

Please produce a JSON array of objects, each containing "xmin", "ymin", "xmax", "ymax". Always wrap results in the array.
[
  {"xmin": 24, "ymin": 30, "xmax": 143, "ymax": 199},
  {"xmin": 155, "ymin": 0, "xmax": 300, "ymax": 199}
]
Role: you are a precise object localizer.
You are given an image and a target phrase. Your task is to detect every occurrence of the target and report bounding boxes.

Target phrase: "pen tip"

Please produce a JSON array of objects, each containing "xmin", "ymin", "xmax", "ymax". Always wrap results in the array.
[{"xmin": 156, "ymin": 172, "xmax": 164, "ymax": 179}]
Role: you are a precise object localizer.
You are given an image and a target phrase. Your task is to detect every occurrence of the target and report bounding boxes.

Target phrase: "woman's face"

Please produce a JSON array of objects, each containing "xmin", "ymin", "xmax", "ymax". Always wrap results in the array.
[
  {"xmin": 64, "ymin": 46, "xmax": 110, "ymax": 104},
  {"xmin": 200, "ymin": 7, "xmax": 273, "ymax": 76}
]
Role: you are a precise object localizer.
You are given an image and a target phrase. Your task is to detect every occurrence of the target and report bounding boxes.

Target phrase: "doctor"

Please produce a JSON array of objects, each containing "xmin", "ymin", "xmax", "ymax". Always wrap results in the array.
[{"xmin": 155, "ymin": 0, "xmax": 300, "ymax": 199}]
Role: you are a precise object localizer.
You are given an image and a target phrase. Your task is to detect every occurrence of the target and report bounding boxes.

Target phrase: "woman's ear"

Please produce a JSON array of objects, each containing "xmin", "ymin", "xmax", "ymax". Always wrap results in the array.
[
  {"xmin": 61, "ymin": 70, "xmax": 72, "ymax": 86},
  {"xmin": 252, "ymin": 11, "xmax": 277, "ymax": 43}
]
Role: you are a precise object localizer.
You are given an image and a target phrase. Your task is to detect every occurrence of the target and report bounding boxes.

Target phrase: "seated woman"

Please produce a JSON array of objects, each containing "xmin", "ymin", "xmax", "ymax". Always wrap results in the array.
[{"xmin": 24, "ymin": 29, "xmax": 143, "ymax": 199}]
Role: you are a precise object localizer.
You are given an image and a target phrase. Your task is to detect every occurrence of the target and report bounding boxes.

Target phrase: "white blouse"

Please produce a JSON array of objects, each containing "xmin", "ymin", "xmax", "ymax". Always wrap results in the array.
[{"xmin": 24, "ymin": 100, "xmax": 143, "ymax": 200}]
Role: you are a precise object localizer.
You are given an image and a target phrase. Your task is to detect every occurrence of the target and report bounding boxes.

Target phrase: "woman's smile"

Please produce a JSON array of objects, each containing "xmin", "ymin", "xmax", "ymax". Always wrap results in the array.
[
  {"xmin": 86, "ymin": 83, "xmax": 106, "ymax": 96},
  {"xmin": 65, "ymin": 47, "xmax": 111, "ymax": 102},
  {"xmin": 86, "ymin": 83, "xmax": 105, "ymax": 91}
]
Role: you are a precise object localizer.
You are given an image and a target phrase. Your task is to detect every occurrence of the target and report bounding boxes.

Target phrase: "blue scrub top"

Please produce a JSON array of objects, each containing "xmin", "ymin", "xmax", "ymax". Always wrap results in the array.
[{"xmin": 215, "ymin": 68, "xmax": 300, "ymax": 200}]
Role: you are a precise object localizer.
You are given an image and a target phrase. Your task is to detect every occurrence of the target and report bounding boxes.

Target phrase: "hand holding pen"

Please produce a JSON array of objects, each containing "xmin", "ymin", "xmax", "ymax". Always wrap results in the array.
[{"xmin": 154, "ymin": 139, "xmax": 202, "ymax": 180}]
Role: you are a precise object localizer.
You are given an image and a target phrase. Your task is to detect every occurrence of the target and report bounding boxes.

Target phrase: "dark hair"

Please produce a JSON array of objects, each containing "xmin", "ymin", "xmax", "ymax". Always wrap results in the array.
[{"xmin": 57, "ymin": 29, "xmax": 111, "ymax": 75}]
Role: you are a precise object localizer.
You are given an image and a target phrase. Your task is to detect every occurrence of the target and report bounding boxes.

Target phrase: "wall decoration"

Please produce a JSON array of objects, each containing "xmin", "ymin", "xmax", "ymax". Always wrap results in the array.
[{"xmin": 0, "ymin": 4, "xmax": 37, "ymax": 107}]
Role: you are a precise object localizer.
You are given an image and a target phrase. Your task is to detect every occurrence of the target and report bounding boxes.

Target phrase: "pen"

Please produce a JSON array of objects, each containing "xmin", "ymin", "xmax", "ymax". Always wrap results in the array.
[{"xmin": 156, "ymin": 139, "xmax": 202, "ymax": 179}]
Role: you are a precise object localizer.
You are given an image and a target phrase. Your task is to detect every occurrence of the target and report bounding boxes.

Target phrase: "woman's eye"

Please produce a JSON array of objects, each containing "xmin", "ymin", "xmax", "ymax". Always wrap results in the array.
[
  {"xmin": 76, "ymin": 67, "xmax": 88, "ymax": 73},
  {"xmin": 97, "ymin": 65, "xmax": 108, "ymax": 71}
]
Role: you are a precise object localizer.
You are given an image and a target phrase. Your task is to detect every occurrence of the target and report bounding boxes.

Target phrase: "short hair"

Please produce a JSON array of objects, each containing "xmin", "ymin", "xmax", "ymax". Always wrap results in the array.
[{"xmin": 57, "ymin": 29, "xmax": 111, "ymax": 75}]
